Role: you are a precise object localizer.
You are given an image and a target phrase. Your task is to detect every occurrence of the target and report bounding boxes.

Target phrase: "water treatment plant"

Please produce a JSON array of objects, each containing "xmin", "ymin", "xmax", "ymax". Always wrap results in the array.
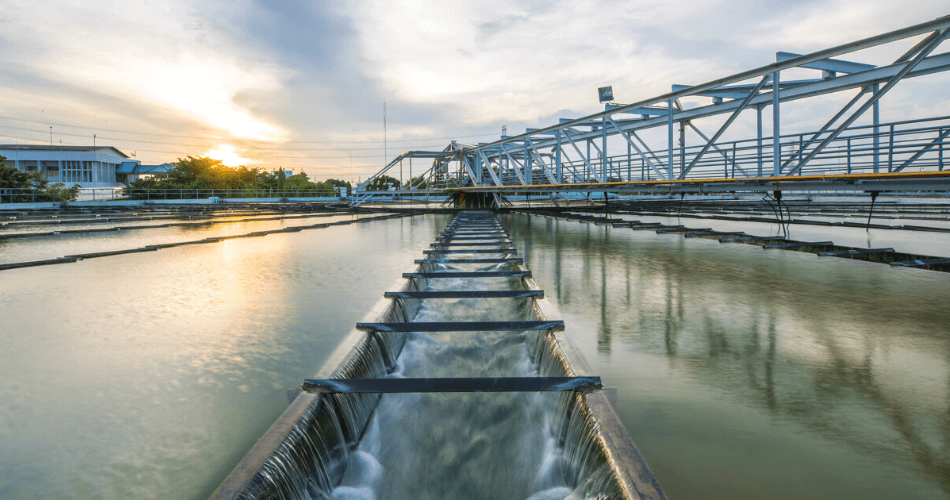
[{"xmin": 1, "ymin": 14, "xmax": 950, "ymax": 501}]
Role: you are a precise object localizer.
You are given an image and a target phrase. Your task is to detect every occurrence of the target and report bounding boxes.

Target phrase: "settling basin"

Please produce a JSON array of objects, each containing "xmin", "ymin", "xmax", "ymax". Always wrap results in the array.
[{"xmin": 0, "ymin": 209, "xmax": 947, "ymax": 498}]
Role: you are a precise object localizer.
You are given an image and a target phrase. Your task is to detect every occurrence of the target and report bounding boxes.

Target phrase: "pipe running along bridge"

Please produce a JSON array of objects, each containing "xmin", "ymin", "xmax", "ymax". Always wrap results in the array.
[{"xmin": 354, "ymin": 16, "xmax": 950, "ymax": 207}]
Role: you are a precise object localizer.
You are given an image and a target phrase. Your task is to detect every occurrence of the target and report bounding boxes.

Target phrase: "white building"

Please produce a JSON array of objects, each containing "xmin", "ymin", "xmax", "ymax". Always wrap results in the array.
[{"xmin": 0, "ymin": 145, "xmax": 130, "ymax": 188}]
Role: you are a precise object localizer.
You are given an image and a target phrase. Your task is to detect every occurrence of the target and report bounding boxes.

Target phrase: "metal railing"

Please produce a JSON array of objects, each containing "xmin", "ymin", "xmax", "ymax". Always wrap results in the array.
[
  {"xmin": 429, "ymin": 115, "xmax": 950, "ymax": 189},
  {"xmin": 0, "ymin": 187, "xmax": 81, "ymax": 204},
  {"xmin": 123, "ymin": 188, "xmax": 339, "ymax": 200},
  {"xmin": 358, "ymin": 17, "xmax": 950, "ymax": 196},
  {"xmin": 556, "ymin": 115, "xmax": 950, "ymax": 184},
  {"xmin": 0, "ymin": 187, "xmax": 343, "ymax": 204}
]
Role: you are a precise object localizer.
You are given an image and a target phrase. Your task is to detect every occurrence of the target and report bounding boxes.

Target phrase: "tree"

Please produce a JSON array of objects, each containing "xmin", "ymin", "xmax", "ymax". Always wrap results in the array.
[
  {"xmin": 404, "ymin": 175, "xmax": 428, "ymax": 189},
  {"xmin": 161, "ymin": 156, "xmax": 261, "ymax": 189},
  {"xmin": 285, "ymin": 172, "xmax": 318, "ymax": 190},
  {"xmin": 256, "ymin": 172, "xmax": 279, "ymax": 190},
  {"xmin": 128, "ymin": 156, "xmax": 264, "ymax": 197},
  {"xmin": 0, "ymin": 155, "xmax": 78, "ymax": 202},
  {"xmin": 365, "ymin": 175, "xmax": 400, "ymax": 191},
  {"xmin": 0, "ymin": 155, "xmax": 45, "ymax": 189},
  {"xmin": 323, "ymin": 178, "xmax": 353, "ymax": 193}
]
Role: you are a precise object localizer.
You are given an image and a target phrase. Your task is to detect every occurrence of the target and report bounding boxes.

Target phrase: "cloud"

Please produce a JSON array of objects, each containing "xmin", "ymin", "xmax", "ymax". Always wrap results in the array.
[
  {"xmin": 0, "ymin": 0, "xmax": 288, "ymax": 141},
  {"xmin": 1, "ymin": 0, "xmax": 948, "ymax": 180}
]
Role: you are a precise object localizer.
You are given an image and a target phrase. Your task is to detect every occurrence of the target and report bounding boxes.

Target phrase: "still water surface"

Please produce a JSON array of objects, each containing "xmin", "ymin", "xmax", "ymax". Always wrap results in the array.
[
  {"xmin": 0, "ymin": 214, "xmax": 451, "ymax": 499},
  {"xmin": 0, "ymin": 214, "xmax": 355, "ymax": 263},
  {"xmin": 0, "ymin": 211, "xmax": 948, "ymax": 498},
  {"xmin": 501, "ymin": 213, "xmax": 950, "ymax": 499}
]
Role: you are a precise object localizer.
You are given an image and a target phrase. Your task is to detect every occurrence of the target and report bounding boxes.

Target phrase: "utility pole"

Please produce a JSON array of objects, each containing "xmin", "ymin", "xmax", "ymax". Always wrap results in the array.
[
  {"xmin": 50, "ymin": 126, "xmax": 53, "ymax": 146},
  {"xmin": 383, "ymin": 98, "xmax": 388, "ymax": 166}
]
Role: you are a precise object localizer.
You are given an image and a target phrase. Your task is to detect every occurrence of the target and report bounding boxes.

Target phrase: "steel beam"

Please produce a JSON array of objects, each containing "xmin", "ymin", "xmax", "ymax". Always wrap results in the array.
[
  {"xmin": 607, "ymin": 117, "xmax": 673, "ymax": 181},
  {"xmin": 786, "ymin": 28, "xmax": 949, "ymax": 176},
  {"xmin": 680, "ymin": 75, "xmax": 770, "ymax": 179},
  {"xmin": 894, "ymin": 127, "xmax": 950, "ymax": 172},
  {"xmin": 684, "ymin": 122, "xmax": 752, "ymax": 177},
  {"xmin": 302, "ymin": 376, "xmax": 600, "ymax": 394}
]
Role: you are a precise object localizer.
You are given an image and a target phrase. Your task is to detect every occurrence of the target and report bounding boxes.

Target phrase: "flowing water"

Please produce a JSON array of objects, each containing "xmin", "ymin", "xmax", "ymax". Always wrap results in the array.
[
  {"xmin": 329, "ymin": 253, "xmax": 572, "ymax": 499},
  {"xmin": 0, "ymin": 209, "xmax": 948, "ymax": 498}
]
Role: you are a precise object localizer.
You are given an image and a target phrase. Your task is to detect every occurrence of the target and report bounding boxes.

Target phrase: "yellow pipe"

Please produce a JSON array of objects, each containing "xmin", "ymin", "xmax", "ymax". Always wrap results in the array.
[{"xmin": 455, "ymin": 170, "xmax": 950, "ymax": 191}]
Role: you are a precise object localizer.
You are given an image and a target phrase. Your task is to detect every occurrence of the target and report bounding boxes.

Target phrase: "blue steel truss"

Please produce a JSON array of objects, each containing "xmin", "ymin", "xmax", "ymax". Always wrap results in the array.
[{"xmin": 357, "ymin": 16, "xmax": 950, "ymax": 198}]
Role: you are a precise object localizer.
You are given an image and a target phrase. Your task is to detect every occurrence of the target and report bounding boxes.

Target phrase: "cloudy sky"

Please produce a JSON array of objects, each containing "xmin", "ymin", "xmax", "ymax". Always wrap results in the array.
[{"xmin": 0, "ymin": 0, "xmax": 948, "ymax": 182}]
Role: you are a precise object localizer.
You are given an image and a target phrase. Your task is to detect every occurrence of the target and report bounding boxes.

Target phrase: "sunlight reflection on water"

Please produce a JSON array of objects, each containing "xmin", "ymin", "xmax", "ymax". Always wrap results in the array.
[
  {"xmin": 0, "ymin": 214, "xmax": 451, "ymax": 499},
  {"xmin": 1, "ymin": 210, "xmax": 948, "ymax": 499}
]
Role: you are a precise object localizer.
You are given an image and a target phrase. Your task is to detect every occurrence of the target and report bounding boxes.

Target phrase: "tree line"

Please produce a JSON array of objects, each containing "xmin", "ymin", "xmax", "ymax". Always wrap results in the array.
[
  {"xmin": 129, "ymin": 156, "xmax": 352, "ymax": 194},
  {"xmin": 2, "ymin": 153, "xmax": 435, "ymax": 202},
  {"xmin": 363, "ymin": 174, "xmax": 429, "ymax": 190}
]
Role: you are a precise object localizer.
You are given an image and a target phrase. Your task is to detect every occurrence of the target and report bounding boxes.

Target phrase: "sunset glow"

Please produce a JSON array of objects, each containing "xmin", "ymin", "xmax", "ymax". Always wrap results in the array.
[{"xmin": 204, "ymin": 146, "xmax": 250, "ymax": 167}]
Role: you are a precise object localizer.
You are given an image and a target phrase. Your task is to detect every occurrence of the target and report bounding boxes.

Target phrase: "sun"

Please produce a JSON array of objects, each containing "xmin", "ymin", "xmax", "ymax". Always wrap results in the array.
[{"xmin": 204, "ymin": 146, "xmax": 250, "ymax": 168}]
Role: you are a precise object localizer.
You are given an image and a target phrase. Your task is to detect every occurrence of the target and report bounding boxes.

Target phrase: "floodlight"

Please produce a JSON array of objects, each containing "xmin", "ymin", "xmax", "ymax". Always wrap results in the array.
[{"xmin": 598, "ymin": 86, "xmax": 614, "ymax": 103}]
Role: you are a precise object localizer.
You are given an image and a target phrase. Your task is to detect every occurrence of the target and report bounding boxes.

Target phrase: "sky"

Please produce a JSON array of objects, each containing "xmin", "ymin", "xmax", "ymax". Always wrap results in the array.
[{"xmin": 0, "ymin": 0, "xmax": 948, "ymax": 182}]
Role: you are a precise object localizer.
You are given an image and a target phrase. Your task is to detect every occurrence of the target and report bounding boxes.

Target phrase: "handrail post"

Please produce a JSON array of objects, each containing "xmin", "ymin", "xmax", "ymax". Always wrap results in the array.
[
  {"xmin": 888, "ymin": 124, "xmax": 895, "ymax": 172},
  {"xmin": 798, "ymin": 134, "xmax": 804, "ymax": 170},
  {"xmin": 723, "ymin": 147, "xmax": 728, "ymax": 177},
  {"xmin": 941, "ymin": 127, "xmax": 945, "ymax": 171},
  {"xmin": 731, "ymin": 143, "xmax": 737, "ymax": 178},
  {"xmin": 873, "ymin": 83, "xmax": 881, "ymax": 173},
  {"xmin": 847, "ymin": 137, "xmax": 852, "ymax": 174}
]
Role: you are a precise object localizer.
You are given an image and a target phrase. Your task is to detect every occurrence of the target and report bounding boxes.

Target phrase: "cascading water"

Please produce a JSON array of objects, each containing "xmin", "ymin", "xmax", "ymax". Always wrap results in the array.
[
  {"xmin": 329, "ymin": 267, "xmax": 575, "ymax": 499},
  {"xmin": 216, "ymin": 212, "xmax": 662, "ymax": 500}
]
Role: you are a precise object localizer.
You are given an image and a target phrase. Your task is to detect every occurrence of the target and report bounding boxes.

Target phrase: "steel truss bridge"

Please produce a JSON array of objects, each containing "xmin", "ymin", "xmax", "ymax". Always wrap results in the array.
[{"xmin": 354, "ymin": 16, "xmax": 950, "ymax": 206}]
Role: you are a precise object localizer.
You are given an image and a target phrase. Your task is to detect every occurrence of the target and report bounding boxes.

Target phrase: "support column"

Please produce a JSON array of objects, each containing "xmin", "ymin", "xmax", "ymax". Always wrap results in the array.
[
  {"xmin": 668, "ymin": 99, "xmax": 674, "ymax": 179},
  {"xmin": 757, "ymin": 105, "xmax": 763, "ymax": 177},
  {"xmin": 872, "ymin": 83, "xmax": 880, "ymax": 173},
  {"xmin": 586, "ymin": 139, "xmax": 591, "ymax": 181},
  {"xmin": 772, "ymin": 71, "xmax": 781, "ymax": 176},
  {"xmin": 627, "ymin": 141, "xmax": 631, "ymax": 181},
  {"xmin": 602, "ymin": 117, "xmax": 608, "ymax": 182},
  {"xmin": 524, "ymin": 140, "xmax": 532, "ymax": 185},
  {"xmin": 679, "ymin": 121, "xmax": 686, "ymax": 176},
  {"xmin": 556, "ymin": 130, "xmax": 562, "ymax": 183}
]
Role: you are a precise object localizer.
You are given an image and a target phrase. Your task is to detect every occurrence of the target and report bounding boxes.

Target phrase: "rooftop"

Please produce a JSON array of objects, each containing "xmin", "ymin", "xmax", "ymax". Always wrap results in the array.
[
  {"xmin": 115, "ymin": 162, "xmax": 174, "ymax": 174},
  {"xmin": 0, "ymin": 145, "xmax": 129, "ymax": 158}
]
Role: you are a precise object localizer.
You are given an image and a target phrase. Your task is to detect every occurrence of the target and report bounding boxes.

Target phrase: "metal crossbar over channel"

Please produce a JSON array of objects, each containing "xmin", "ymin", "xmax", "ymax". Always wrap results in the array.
[
  {"xmin": 301, "ymin": 376, "xmax": 602, "ymax": 394},
  {"xmin": 415, "ymin": 258, "xmax": 524, "ymax": 264},
  {"xmin": 384, "ymin": 290, "xmax": 544, "ymax": 299}
]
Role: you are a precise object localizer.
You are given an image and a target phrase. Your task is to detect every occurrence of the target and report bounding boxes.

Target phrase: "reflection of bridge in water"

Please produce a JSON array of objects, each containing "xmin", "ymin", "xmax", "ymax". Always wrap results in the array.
[
  {"xmin": 356, "ymin": 17, "xmax": 950, "ymax": 205},
  {"xmin": 504, "ymin": 214, "xmax": 950, "ymax": 497}
]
